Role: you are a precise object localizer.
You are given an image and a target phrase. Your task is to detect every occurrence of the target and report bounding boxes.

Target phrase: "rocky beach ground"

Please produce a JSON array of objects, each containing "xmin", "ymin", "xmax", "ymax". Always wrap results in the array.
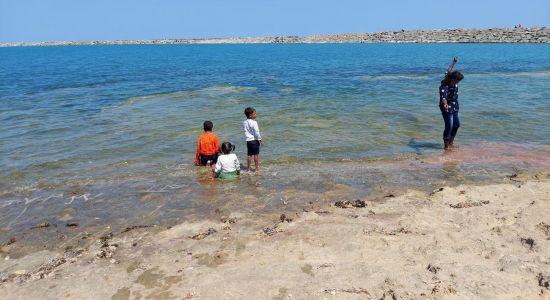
[
  {"xmin": 1, "ymin": 27, "xmax": 549, "ymax": 47},
  {"xmin": 1, "ymin": 171, "xmax": 549, "ymax": 299}
]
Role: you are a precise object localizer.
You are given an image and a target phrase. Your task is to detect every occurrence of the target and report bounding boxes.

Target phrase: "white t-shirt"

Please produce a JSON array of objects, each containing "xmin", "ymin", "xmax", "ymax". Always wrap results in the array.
[
  {"xmin": 243, "ymin": 119, "xmax": 261, "ymax": 142},
  {"xmin": 214, "ymin": 153, "xmax": 240, "ymax": 173}
]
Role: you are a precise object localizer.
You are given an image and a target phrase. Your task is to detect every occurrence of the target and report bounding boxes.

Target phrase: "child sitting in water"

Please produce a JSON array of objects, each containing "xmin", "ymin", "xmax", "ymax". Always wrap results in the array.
[
  {"xmin": 212, "ymin": 142, "xmax": 240, "ymax": 179},
  {"xmin": 194, "ymin": 121, "xmax": 220, "ymax": 166}
]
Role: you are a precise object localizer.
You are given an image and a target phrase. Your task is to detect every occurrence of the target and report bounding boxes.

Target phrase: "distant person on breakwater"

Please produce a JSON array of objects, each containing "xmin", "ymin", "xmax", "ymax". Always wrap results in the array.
[
  {"xmin": 439, "ymin": 57, "xmax": 464, "ymax": 150},
  {"xmin": 213, "ymin": 142, "xmax": 240, "ymax": 179},
  {"xmin": 194, "ymin": 121, "xmax": 220, "ymax": 166},
  {"xmin": 243, "ymin": 107, "xmax": 263, "ymax": 174}
]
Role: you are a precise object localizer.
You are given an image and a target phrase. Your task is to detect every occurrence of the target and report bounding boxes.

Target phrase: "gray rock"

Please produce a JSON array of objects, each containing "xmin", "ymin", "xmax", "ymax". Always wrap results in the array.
[{"xmin": 1, "ymin": 27, "xmax": 549, "ymax": 47}]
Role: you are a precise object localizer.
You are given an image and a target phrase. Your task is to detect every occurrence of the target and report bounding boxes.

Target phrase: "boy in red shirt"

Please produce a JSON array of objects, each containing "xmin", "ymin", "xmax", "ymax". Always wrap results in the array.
[{"xmin": 194, "ymin": 121, "xmax": 220, "ymax": 166}]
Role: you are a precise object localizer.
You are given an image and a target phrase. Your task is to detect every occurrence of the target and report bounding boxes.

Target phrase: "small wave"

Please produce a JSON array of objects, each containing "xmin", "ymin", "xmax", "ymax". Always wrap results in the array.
[
  {"xmin": 122, "ymin": 91, "xmax": 192, "ymax": 105},
  {"xmin": 293, "ymin": 118, "xmax": 338, "ymax": 129},
  {"xmin": 500, "ymin": 70, "xmax": 550, "ymax": 78},
  {"xmin": 467, "ymin": 70, "xmax": 550, "ymax": 78},
  {"xmin": 30, "ymin": 79, "xmax": 129, "ymax": 96},
  {"xmin": 358, "ymin": 70, "xmax": 550, "ymax": 82},
  {"xmin": 120, "ymin": 85, "xmax": 256, "ymax": 106},
  {"xmin": 358, "ymin": 74, "xmax": 432, "ymax": 81},
  {"xmin": 197, "ymin": 85, "xmax": 256, "ymax": 95},
  {"xmin": 505, "ymin": 70, "xmax": 550, "ymax": 77}
]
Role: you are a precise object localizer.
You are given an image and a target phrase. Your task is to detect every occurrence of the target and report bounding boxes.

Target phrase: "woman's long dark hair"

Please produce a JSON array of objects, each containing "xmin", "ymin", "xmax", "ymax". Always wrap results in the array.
[{"xmin": 441, "ymin": 70, "xmax": 464, "ymax": 86}]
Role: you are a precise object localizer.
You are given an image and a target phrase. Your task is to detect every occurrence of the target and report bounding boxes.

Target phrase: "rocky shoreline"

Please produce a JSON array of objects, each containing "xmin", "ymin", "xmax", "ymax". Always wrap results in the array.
[{"xmin": 1, "ymin": 27, "xmax": 549, "ymax": 47}]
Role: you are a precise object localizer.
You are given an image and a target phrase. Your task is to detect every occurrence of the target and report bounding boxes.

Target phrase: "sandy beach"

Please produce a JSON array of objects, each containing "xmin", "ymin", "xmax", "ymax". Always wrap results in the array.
[{"xmin": 1, "ymin": 171, "xmax": 549, "ymax": 299}]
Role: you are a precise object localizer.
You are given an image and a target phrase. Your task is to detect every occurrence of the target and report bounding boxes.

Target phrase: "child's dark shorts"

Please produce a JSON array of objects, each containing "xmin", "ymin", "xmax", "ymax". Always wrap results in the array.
[
  {"xmin": 246, "ymin": 140, "xmax": 260, "ymax": 156},
  {"xmin": 199, "ymin": 154, "xmax": 218, "ymax": 166}
]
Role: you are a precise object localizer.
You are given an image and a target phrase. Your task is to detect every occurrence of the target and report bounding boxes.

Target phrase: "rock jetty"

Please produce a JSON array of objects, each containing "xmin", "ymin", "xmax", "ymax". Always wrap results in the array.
[{"xmin": 1, "ymin": 27, "xmax": 548, "ymax": 47}]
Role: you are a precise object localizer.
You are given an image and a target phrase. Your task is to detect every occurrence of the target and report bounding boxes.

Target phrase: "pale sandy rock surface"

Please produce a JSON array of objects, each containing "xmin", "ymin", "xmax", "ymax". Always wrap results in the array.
[{"xmin": 1, "ymin": 173, "xmax": 549, "ymax": 299}]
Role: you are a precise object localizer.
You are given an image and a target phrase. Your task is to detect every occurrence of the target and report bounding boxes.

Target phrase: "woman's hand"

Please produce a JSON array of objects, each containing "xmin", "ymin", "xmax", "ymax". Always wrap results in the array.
[
  {"xmin": 448, "ymin": 57, "xmax": 458, "ymax": 73},
  {"xmin": 442, "ymin": 99, "xmax": 448, "ymax": 111}
]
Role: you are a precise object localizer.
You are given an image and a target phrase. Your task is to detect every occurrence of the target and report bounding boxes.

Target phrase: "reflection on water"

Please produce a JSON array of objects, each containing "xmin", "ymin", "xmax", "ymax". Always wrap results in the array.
[{"xmin": 441, "ymin": 159, "xmax": 463, "ymax": 182}]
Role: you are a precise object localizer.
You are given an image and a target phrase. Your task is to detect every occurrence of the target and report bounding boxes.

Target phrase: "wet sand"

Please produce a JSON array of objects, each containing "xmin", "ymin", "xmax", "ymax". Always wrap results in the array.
[
  {"xmin": 2, "ymin": 142, "xmax": 549, "ymax": 257},
  {"xmin": 1, "ymin": 171, "xmax": 549, "ymax": 299}
]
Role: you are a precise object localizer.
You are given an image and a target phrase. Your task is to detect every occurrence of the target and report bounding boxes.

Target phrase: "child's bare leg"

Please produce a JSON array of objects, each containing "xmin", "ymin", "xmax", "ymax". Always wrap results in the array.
[
  {"xmin": 247, "ymin": 155, "xmax": 252, "ymax": 173},
  {"xmin": 254, "ymin": 154, "xmax": 260, "ymax": 174}
]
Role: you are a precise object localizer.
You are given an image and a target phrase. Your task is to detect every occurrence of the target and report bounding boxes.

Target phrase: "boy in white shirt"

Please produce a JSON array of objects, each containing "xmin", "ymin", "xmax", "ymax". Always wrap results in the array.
[
  {"xmin": 213, "ymin": 142, "xmax": 240, "ymax": 179},
  {"xmin": 243, "ymin": 107, "xmax": 263, "ymax": 174}
]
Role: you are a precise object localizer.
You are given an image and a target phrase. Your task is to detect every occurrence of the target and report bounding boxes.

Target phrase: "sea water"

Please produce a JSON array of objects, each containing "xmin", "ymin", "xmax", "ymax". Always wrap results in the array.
[{"xmin": 1, "ymin": 44, "xmax": 549, "ymax": 249}]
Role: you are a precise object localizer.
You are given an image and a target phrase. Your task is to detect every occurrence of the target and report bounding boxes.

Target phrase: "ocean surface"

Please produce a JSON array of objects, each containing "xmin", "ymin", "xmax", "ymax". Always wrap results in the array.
[{"xmin": 1, "ymin": 44, "xmax": 549, "ymax": 250}]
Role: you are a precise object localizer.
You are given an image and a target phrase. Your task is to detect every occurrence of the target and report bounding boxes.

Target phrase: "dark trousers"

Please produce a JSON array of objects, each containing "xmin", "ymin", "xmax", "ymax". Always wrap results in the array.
[
  {"xmin": 441, "ymin": 111, "xmax": 460, "ymax": 140},
  {"xmin": 199, "ymin": 154, "xmax": 218, "ymax": 166}
]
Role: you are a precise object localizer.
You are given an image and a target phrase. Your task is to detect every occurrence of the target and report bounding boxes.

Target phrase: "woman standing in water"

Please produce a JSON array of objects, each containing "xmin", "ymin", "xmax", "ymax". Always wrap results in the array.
[{"xmin": 439, "ymin": 56, "xmax": 464, "ymax": 150}]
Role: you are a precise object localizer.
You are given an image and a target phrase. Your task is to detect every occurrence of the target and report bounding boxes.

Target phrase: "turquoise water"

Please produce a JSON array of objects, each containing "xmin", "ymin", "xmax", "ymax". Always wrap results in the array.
[{"xmin": 1, "ymin": 44, "xmax": 549, "ymax": 247}]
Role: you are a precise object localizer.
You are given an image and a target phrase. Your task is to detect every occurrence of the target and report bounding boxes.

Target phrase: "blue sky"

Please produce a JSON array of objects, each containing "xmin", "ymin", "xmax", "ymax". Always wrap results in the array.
[{"xmin": 1, "ymin": 0, "xmax": 549, "ymax": 43}]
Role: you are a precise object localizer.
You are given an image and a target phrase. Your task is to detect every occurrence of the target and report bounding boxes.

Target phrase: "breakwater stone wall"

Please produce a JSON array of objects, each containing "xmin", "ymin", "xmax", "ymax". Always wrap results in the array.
[{"xmin": 1, "ymin": 28, "xmax": 549, "ymax": 47}]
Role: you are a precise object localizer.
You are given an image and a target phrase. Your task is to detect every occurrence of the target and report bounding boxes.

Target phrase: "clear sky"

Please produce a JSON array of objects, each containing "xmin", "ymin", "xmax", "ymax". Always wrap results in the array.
[{"xmin": 1, "ymin": 0, "xmax": 549, "ymax": 43}]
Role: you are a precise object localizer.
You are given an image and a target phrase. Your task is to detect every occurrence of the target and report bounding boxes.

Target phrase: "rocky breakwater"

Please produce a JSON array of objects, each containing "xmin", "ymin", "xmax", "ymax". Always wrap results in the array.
[
  {"xmin": 1, "ymin": 27, "xmax": 548, "ymax": 47},
  {"xmin": 303, "ymin": 27, "xmax": 550, "ymax": 43}
]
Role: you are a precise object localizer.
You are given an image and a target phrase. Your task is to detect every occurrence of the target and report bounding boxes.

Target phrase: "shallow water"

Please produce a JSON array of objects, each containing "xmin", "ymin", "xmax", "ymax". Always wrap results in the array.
[
  {"xmin": 0, "ymin": 44, "xmax": 549, "ymax": 249},
  {"xmin": 1, "ymin": 142, "xmax": 548, "ymax": 254}
]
